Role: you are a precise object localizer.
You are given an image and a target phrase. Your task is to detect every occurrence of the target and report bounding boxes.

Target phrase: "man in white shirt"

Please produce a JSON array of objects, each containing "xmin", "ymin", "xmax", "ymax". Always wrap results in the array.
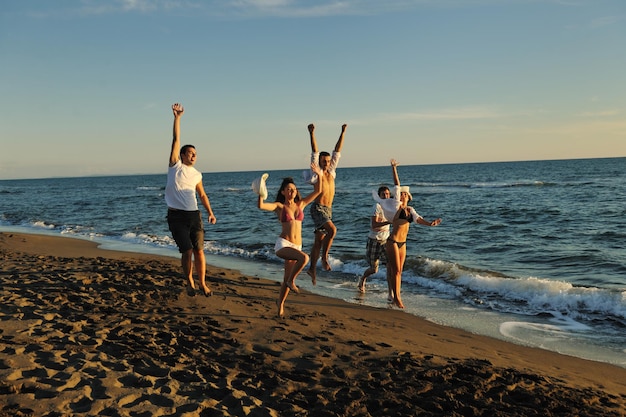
[
  {"xmin": 165, "ymin": 103, "xmax": 216, "ymax": 297},
  {"xmin": 358, "ymin": 186, "xmax": 391, "ymax": 293}
]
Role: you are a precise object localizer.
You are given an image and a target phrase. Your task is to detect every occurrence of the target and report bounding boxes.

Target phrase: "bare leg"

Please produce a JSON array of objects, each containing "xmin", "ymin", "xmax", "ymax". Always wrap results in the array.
[
  {"xmin": 319, "ymin": 221, "xmax": 337, "ymax": 271},
  {"xmin": 307, "ymin": 231, "xmax": 324, "ymax": 285},
  {"xmin": 277, "ymin": 283, "xmax": 289, "ymax": 317},
  {"xmin": 194, "ymin": 248, "xmax": 212, "ymax": 296},
  {"xmin": 386, "ymin": 266, "xmax": 395, "ymax": 302},
  {"xmin": 385, "ymin": 241, "xmax": 398, "ymax": 304},
  {"xmin": 277, "ymin": 248, "xmax": 309, "ymax": 293},
  {"xmin": 392, "ymin": 246, "xmax": 407, "ymax": 309},
  {"xmin": 359, "ymin": 263, "xmax": 378, "ymax": 293},
  {"xmin": 277, "ymin": 260, "xmax": 297, "ymax": 317},
  {"xmin": 181, "ymin": 249, "xmax": 196, "ymax": 291}
]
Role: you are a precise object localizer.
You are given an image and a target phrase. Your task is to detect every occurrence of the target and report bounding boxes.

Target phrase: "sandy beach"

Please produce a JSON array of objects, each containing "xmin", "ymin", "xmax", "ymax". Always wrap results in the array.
[{"xmin": 0, "ymin": 232, "xmax": 624, "ymax": 416}]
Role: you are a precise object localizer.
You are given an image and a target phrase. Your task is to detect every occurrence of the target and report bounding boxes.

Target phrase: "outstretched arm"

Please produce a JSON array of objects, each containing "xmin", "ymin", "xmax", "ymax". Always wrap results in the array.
[
  {"xmin": 334, "ymin": 124, "xmax": 347, "ymax": 152},
  {"xmin": 391, "ymin": 159, "xmax": 400, "ymax": 186},
  {"xmin": 169, "ymin": 103, "xmax": 184, "ymax": 167},
  {"xmin": 308, "ymin": 124, "xmax": 318, "ymax": 153},
  {"xmin": 417, "ymin": 217, "xmax": 442, "ymax": 227}
]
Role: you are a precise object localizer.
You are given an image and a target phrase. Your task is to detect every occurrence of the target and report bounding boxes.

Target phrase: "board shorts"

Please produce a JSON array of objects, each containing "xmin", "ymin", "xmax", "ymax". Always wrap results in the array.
[
  {"xmin": 167, "ymin": 209, "xmax": 204, "ymax": 253},
  {"xmin": 275, "ymin": 237, "xmax": 302, "ymax": 253},
  {"xmin": 365, "ymin": 237, "xmax": 387, "ymax": 268},
  {"xmin": 310, "ymin": 202, "xmax": 332, "ymax": 233}
]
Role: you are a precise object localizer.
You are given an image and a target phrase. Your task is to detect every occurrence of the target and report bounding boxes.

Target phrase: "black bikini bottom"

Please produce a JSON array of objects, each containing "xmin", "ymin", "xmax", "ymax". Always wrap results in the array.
[{"xmin": 388, "ymin": 239, "xmax": 406, "ymax": 249}]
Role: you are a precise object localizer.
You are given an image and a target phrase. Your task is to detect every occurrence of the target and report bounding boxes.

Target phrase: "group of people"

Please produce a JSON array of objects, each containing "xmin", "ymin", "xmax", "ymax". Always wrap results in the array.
[{"xmin": 164, "ymin": 103, "xmax": 441, "ymax": 317}]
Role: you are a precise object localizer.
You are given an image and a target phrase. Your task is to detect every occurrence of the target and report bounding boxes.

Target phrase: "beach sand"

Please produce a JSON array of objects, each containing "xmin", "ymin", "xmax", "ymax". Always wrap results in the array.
[{"xmin": 1, "ymin": 232, "xmax": 625, "ymax": 416}]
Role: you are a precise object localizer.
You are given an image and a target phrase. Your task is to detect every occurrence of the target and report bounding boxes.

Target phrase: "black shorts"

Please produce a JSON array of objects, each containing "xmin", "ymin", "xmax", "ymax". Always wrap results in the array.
[{"xmin": 167, "ymin": 209, "xmax": 204, "ymax": 253}]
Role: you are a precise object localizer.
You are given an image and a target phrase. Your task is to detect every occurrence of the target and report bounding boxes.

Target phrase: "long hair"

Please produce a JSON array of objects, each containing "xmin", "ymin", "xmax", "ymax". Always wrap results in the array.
[{"xmin": 275, "ymin": 177, "xmax": 302, "ymax": 203}]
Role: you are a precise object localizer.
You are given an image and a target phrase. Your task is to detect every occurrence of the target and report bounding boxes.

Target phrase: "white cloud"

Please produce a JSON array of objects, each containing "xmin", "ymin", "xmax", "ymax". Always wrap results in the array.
[
  {"xmin": 23, "ymin": 0, "xmax": 601, "ymax": 19},
  {"xmin": 579, "ymin": 109, "xmax": 621, "ymax": 117},
  {"xmin": 374, "ymin": 106, "xmax": 501, "ymax": 122},
  {"xmin": 590, "ymin": 15, "xmax": 625, "ymax": 28}
]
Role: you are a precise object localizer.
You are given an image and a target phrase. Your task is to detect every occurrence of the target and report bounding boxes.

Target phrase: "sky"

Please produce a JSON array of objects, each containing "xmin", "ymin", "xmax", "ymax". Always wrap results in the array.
[{"xmin": 1, "ymin": 0, "xmax": 625, "ymax": 180}]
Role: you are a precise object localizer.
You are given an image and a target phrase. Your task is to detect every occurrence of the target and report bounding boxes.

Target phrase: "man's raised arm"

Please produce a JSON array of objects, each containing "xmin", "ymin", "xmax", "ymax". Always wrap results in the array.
[
  {"xmin": 169, "ymin": 103, "xmax": 185, "ymax": 167},
  {"xmin": 308, "ymin": 123, "xmax": 318, "ymax": 153},
  {"xmin": 334, "ymin": 124, "xmax": 347, "ymax": 153}
]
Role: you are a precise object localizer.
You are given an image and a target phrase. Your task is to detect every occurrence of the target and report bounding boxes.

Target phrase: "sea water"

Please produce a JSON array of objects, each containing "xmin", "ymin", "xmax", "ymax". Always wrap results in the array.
[{"xmin": 1, "ymin": 157, "xmax": 624, "ymax": 367}]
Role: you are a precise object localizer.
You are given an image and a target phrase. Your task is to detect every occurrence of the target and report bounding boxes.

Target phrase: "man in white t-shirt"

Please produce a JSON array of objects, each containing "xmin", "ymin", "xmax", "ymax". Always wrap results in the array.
[
  {"xmin": 358, "ymin": 186, "xmax": 391, "ymax": 293},
  {"xmin": 165, "ymin": 103, "xmax": 216, "ymax": 297}
]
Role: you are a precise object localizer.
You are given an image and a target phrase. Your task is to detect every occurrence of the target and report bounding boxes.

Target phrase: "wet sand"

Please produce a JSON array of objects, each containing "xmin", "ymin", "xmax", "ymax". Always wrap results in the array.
[{"xmin": 1, "ymin": 232, "xmax": 625, "ymax": 416}]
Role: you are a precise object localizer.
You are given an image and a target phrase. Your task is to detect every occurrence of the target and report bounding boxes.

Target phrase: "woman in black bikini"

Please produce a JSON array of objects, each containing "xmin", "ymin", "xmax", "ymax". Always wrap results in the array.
[
  {"xmin": 256, "ymin": 163, "xmax": 323, "ymax": 317},
  {"xmin": 375, "ymin": 159, "xmax": 441, "ymax": 309}
]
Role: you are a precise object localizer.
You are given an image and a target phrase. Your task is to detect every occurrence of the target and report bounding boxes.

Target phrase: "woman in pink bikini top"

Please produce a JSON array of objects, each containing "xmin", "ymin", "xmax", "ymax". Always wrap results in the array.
[{"xmin": 257, "ymin": 162, "xmax": 322, "ymax": 317}]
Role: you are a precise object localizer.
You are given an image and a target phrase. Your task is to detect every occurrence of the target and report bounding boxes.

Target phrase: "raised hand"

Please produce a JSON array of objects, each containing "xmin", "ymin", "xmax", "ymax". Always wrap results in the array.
[{"xmin": 172, "ymin": 103, "xmax": 185, "ymax": 117}]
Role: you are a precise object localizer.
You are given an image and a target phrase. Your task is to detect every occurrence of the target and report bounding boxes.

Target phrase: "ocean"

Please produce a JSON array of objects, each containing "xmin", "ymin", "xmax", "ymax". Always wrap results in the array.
[{"xmin": 1, "ymin": 157, "xmax": 625, "ymax": 367}]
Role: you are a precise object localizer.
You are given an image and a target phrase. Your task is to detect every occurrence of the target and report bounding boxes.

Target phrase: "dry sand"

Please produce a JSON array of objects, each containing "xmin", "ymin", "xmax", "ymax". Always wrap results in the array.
[{"xmin": 1, "ymin": 231, "xmax": 625, "ymax": 416}]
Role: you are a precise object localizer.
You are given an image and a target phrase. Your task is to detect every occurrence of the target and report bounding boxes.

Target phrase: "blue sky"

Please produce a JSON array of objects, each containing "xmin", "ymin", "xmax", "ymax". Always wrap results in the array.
[{"xmin": 1, "ymin": 0, "xmax": 624, "ymax": 179}]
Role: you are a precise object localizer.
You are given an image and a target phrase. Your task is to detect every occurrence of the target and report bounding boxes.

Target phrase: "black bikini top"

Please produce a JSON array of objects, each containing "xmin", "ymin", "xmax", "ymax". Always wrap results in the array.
[{"xmin": 398, "ymin": 208, "xmax": 414, "ymax": 223}]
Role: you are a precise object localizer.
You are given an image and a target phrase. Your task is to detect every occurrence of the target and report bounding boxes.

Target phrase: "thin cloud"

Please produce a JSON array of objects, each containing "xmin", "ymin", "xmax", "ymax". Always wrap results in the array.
[
  {"xmin": 579, "ymin": 109, "xmax": 621, "ymax": 117},
  {"xmin": 375, "ymin": 107, "xmax": 501, "ymax": 122},
  {"xmin": 22, "ymin": 0, "xmax": 591, "ymax": 19},
  {"xmin": 590, "ymin": 15, "xmax": 625, "ymax": 28}
]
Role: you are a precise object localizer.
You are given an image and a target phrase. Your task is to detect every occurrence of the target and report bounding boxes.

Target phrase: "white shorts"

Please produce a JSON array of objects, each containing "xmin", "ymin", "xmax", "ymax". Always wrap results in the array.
[{"xmin": 275, "ymin": 237, "xmax": 302, "ymax": 253}]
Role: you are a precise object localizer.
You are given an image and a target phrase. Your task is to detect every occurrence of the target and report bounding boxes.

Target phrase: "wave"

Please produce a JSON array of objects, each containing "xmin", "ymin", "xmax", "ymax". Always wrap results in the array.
[
  {"xmin": 361, "ymin": 180, "xmax": 558, "ymax": 190},
  {"xmin": 4, "ymin": 219, "xmax": 625, "ymax": 332},
  {"xmin": 319, "ymin": 252, "xmax": 626, "ymax": 328}
]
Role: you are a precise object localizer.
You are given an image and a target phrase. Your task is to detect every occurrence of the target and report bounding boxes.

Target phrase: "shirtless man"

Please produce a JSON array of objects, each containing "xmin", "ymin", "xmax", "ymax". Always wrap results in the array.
[{"xmin": 305, "ymin": 123, "xmax": 347, "ymax": 284}]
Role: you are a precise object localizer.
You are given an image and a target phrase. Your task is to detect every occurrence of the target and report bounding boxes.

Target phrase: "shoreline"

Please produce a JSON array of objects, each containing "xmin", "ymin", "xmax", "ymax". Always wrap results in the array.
[{"xmin": 1, "ymin": 231, "xmax": 625, "ymax": 415}]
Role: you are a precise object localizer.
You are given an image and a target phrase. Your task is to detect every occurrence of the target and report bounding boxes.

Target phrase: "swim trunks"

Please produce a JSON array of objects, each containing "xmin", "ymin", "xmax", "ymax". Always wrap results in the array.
[
  {"xmin": 365, "ymin": 237, "xmax": 387, "ymax": 268},
  {"xmin": 310, "ymin": 202, "xmax": 332, "ymax": 233}
]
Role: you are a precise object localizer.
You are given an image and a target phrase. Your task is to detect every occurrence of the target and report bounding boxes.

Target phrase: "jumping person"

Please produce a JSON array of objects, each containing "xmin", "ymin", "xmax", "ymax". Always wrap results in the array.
[
  {"xmin": 255, "ymin": 164, "xmax": 323, "ymax": 317},
  {"xmin": 165, "ymin": 103, "xmax": 217, "ymax": 297},
  {"xmin": 305, "ymin": 123, "xmax": 347, "ymax": 285}
]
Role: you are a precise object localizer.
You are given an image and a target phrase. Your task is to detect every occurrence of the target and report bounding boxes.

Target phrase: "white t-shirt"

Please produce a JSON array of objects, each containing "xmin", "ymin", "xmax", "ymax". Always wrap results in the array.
[
  {"xmin": 368, "ymin": 203, "xmax": 390, "ymax": 241},
  {"xmin": 165, "ymin": 159, "xmax": 202, "ymax": 211},
  {"xmin": 372, "ymin": 185, "xmax": 422, "ymax": 224}
]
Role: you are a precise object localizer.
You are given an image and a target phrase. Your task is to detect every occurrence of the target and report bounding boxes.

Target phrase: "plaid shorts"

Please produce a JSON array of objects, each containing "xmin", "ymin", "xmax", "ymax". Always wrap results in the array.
[{"xmin": 365, "ymin": 237, "xmax": 387, "ymax": 268}]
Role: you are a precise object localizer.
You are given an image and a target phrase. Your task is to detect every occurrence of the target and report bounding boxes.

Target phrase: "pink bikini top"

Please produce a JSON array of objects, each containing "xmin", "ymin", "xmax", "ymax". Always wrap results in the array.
[{"xmin": 280, "ymin": 206, "xmax": 304, "ymax": 223}]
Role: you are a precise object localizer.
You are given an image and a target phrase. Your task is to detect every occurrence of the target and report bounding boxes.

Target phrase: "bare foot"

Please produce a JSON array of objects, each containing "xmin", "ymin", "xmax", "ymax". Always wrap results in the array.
[
  {"xmin": 307, "ymin": 269, "xmax": 317, "ymax": 286},
  {"xmin": 321, "ymin": 258, "xmax": 332, "ymax": 271},
  {"xmin": 187, "ymin": 277, "xmax": 196, "ymax": 290},
  {"xmin": 393, "ymin": 297, "xmax": 405, "ymax": 309},
  {"xmin": 357, "ymin": 277, "xmax": 365, "ymax": 293},
  {"xmin": 202, "ymin": 284, "xmax": 212, "ymax": 297},
  {"xmin": 276, "ymin": 300, "xmax": 284, "ymax": 318},
  {"xmin": 286, "ymin": 282, "xmax": 300, "ymax": 294}
]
